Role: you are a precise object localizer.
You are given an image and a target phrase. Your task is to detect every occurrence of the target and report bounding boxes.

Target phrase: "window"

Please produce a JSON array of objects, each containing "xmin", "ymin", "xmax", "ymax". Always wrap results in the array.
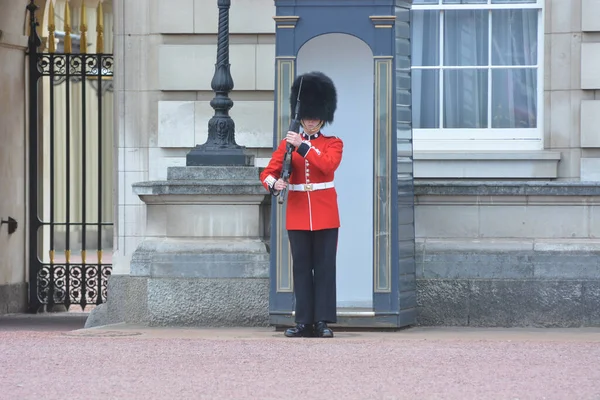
[{"xmin": 411, "ymin": 0, "xmax": 544, "ymax": 151}]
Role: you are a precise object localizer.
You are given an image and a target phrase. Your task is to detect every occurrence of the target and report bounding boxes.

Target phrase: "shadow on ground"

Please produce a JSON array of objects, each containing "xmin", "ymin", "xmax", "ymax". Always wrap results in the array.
[{"xmin": 0, "ymin": 313, "xmax": 88, "ymax": 332}]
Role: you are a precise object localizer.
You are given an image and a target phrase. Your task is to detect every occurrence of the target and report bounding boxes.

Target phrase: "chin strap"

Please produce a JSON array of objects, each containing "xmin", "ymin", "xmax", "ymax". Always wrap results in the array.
[{"xmin": 301, "ymin": 120, "xmax": 324, "ymax": 135}]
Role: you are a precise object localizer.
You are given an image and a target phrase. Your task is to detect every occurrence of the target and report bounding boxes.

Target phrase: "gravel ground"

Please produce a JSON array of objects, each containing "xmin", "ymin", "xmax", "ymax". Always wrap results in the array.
[{"xmin": 1, "ymin": 319, "xmax": 599, "ymax": 400}]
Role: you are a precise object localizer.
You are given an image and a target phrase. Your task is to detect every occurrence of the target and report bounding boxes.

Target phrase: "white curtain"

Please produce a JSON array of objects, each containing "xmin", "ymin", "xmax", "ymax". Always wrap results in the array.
[{"xmin": 411, "ymin": 7, "xmax": 538, "ymax": 130}]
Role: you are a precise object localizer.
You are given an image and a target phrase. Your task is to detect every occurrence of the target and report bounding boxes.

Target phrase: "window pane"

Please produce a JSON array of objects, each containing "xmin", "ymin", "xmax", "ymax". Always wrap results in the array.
[
  {"xmin": 411, "ymin": 11, "xmax": 440, "ymax": 66},
  {"xmin": 443, "ymin": 0, "xmax": 486, "ymax": 4},
  {"xmin": 444, "ymin": 69, "xmax": 488, "ymax": 128},
  {"xmin": 412, "ymin": 70, "xmax": 440, "ymax": 129},
  {"xmin": 414, "ymin": 0, "xmax": 439, "ymax": 4},
  {"xmin": 492, "ymin": 68, "xmax": 537, "ymax": 128},
  {"xmin": 492, "ymin": 0, "xmax": 536, "ymax": 3},
  {"xmin": 492, "ymin": 10, "xmax": 538, "ymax": 66},
  {"xmin": 444, "ymin": 10, "xmax": 488, "ymax": 66}
]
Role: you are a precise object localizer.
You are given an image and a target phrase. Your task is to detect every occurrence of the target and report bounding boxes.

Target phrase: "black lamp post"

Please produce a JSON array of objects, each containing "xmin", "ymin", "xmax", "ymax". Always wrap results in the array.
[{"xmin": 186, "ymin": 0, "xmax": 252, "ymax": 166}]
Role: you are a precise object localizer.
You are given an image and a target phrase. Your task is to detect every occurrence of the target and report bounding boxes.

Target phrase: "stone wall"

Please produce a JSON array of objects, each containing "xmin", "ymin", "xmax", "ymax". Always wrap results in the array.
[
  {"xmin": 578, "ymin": 0, "xmax": 600, "ymax": 179},
  {"xmin": 414, "ymin": 182, "xmax": 600, "ymax": 327},
  {"xmin": 0, "ymin": 0, "xmax": 29, "ymax": 314},
  {"xmin": 113, "ymin": 0, "xmax": 277, "ymax": 275}
]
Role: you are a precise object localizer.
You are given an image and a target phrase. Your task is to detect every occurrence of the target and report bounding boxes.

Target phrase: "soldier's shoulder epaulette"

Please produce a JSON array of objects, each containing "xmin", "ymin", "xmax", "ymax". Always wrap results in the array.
[{"xmin": 322, "ymin": 134, "xmax": 339, "ymax": 140}]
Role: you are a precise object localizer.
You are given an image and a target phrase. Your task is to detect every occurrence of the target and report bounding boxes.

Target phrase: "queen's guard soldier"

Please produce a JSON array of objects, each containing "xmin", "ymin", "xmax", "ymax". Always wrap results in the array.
[{"xmin": 260, "ymin": 71, "xmax": 343, "ymax": 338}]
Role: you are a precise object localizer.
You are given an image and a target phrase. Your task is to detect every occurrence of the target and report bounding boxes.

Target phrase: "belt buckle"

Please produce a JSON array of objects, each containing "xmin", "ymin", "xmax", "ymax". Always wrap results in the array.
[{"xmin": 303, "ymin": 184, "xmax": 313, "ymax": 191}]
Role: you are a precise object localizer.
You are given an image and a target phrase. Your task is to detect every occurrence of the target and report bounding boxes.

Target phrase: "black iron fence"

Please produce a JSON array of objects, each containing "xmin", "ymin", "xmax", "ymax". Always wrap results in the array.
[{"xmin": 26, "ymin": 0, "xmax": 114, "ymax": 311}]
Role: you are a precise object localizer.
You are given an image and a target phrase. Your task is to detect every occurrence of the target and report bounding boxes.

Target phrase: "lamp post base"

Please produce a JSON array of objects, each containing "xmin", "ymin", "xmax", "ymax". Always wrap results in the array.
[{"xmin": 186, "ymin": 145, "xmax": 254, "ymax": 166}]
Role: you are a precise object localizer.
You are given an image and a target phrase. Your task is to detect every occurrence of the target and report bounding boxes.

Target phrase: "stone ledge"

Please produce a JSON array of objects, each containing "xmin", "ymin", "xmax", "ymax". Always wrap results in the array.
[
  {"xmin": 131, "ymin": 238, "xmax": 270, "ymax": 278},
  {"xmin": 413, "ymin": 151, "xmax": 561, "ymax": 179},
  {"xmin": 417, "ymin": 239, "xmax": 600, "ymax": 280},
  {"xmin": 133, "ymin": 166, "xmax": 267, "ymax": 197},
  {"xmin": 414, "ymin": 181, "xmax": 600, "ymax": 196},
  {"xmin": 418, "ymin": 238, "xmax": 600, "ymax": 253},
  {"xmin": 133, "ymin": 180, "xmax": 266, "ymax": 196},
  {"xmin": 167, "ymin": 166, "xmax": 259, "ymax": 180}
]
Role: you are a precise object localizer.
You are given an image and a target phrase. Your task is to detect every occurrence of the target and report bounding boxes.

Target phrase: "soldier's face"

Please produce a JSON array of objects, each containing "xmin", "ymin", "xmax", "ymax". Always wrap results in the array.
[{"xmin": 302, "ymin": 119, "xmax": 321, "ymax": 130}]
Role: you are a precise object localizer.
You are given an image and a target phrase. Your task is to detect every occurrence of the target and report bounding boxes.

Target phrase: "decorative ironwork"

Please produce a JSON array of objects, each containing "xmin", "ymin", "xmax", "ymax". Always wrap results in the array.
[
  {"xmin": 35, "ymin": 53, "xmax": 114, "ymax": 93},
  {"xmin": 27, "ymin": 0, "xmax": 113, "ymax": 311},
  {"xmin": 186, "ymin": 0, "xmax": 252, "ymax": 166},
  {"xmin": 36, "ymin": 264, "xmax": 110, "ymax": 305}
]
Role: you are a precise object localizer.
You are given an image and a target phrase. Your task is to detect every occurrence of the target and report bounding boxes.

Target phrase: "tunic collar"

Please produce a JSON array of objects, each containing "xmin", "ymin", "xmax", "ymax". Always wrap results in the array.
[{"xmin": 302, "ymin": 132, "xmax": 320, "ymax": 140}]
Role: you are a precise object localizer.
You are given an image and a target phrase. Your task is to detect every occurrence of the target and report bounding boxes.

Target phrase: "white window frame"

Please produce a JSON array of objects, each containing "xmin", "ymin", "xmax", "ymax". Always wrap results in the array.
[{"xmin": 411, "ymin": 0, "xmax": 545, "ymax": 152}]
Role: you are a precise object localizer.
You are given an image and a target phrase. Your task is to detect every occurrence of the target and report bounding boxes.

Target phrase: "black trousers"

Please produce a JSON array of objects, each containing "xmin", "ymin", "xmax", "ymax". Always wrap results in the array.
[{"xmin": 288, "ymin": 228, "xmax": 338, "ymax": 324}]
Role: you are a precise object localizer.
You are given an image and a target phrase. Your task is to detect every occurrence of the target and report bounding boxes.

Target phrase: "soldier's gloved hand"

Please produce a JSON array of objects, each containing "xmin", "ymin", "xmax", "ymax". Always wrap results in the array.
[
  {"xmin": 286, "ymin": 131, "xmax": 303, "ymax": 148},
  {"xmin": 274, "ymin": 179, "xmax": 288, "ymax": 191}
]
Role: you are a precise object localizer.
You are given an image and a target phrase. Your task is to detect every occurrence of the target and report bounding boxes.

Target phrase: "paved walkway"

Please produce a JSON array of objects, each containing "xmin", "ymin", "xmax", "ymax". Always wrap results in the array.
[{"xmin": 1, "ymin": 314, "xmax": 600, "ymax": 399}]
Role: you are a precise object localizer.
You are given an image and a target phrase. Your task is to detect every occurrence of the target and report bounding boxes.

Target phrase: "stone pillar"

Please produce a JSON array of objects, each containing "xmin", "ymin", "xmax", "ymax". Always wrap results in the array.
[
  {"xmin": 87, "ymin": 166, "xmax": 270, "ymax": 327},
  {"xmin": 0, "ymin": 0, "xmax": 29, "ymax": 314}
]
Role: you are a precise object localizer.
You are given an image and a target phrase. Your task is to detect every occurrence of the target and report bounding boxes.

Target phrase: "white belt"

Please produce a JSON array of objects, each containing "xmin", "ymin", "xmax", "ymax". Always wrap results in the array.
[{"xmin": 288, "ymin": 181, "xmax": 334, "ymax": 192}]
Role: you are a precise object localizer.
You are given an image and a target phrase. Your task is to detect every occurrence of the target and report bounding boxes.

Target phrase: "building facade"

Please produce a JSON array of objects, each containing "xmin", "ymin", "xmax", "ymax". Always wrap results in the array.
[{"xmin": 1, "ymin": 0, "xmax": 600, "ymax": 326}]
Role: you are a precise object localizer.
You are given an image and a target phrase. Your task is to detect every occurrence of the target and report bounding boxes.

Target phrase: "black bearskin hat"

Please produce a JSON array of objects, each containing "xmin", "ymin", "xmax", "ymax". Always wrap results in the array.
[{"xmin": 290, "ymin": 71, "xmax": 337, "ymax": 124}]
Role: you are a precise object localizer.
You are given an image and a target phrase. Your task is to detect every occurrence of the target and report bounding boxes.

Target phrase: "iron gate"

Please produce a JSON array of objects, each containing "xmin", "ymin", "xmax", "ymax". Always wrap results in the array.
[{"xmin": 26, "ymin": 0, "xmax": 114, "ymax": 312}]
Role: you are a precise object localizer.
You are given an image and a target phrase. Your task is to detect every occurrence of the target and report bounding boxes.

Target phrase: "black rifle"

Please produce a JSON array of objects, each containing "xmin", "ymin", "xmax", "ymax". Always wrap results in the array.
[{"xmin": 278, "ymin": 77, "xmax": 303, "ymax": 204}]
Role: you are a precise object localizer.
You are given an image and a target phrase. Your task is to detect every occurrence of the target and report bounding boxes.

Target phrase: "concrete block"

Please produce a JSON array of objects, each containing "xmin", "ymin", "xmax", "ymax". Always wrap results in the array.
[
  {"xmin": 413, "ymin": 153, "xmax": 560, "ymax": 179},
  {"xmin": 588, "ymin": 204, "xmax": 600, "ymax": 236},
  {"xmin": 158, "ymin": 45, "xmax": 216, "ymax": 91},
  {"xmin": 158, "ymin": 101, "xmax": 196, "ymax": 148},
  {"xmin": 124, "ymin": 171, "xmax": 147, "ymax": 205},
  {"xmin": 167, "ymin": 166, "xmax": 260, "ymax": 180},
  {"xmin": 0, "ymin": 283, "xmax": 27, "ymax": 314},
  {"xmin": 123, "ymin": 0, "xmax": 152, "ymax": 35},
  {"xmin": 195, "ymin": 101, "xmax": 274, "ymax": 147},
  {"xmin": 194, "ymin": 0, "xmax": 275, "ymax": 34},
  {"xmin": 123, "ymin": 148, "xmax": 148, "ymax": 172},
  {"xmin": 570, "ymin": 33, "xmax": 582, "ymax": 91},
  {"xmin": 556, "ymin": 147, "xmax": 582, "ymax": 180},
  {"xmin": 158, "ymin": 44, "xmax": 257, "ymax": 91},
  {"xmin": 148, "ymin": 148, "xmax": 187, "ymax": 181},
  {"xmin": 581, "ymin": 100, "xmax": 600, "ymax": 147},
  {"xmin": 532, "ymin": 253, "xmax": 600, "ymax": 279},
  {"xmin": 581, "ymin": 43, "xmax": 600, "ymax": 89},
  {"xmin": 123, "ymin": 91, "xmax": 160, "ymax": 148},
  {"xmin": 572, "ymin": 91, "xmax": 597, "ymax": 148},
  {"xmin": 164, "ymin": 204, "xmax": 260, "ymax": 237},
  {"xmin": 549, "ymin": 33, "xmax": 571, "ymax": 90},
  {"xmin": 125, "ymin": 236, "xmax": 144, "ymax": 257},
  {"xmin": 84, "ymin": 303, "xmax": 109, "ymax": 328},
  {"xmin": 130, "ymin": 238, "xmax": 269, "ymax": 278},
  {"xmin": 583, "ymin": 281, "xmax": 600, "ymax": 325},
  {"xmin": 582, "ymin": 0, "xmax": 600, "ymax": 31},
  {"xmin": 418, "ymin": 252, "xmax": 534, "ymax": 279},
  {"xmin": 468, "ymin": 280, "xmax": 585, "ymax": 327},
  {"xmin": 230, "ymin": 45, "xmax": 258, "ymax": 90},
  {"xmin": 478, "ymin": 204, "xmax": 588, "ymax": 238},
  {"xmin": 415, "ymin": 205, "xmax": 479, "ymax": 238},
  {"xmin": 123, "ymin": 35, "xmax": 160, "ymax": 92},
  {"xmin": 157, "ymin": 0, "xmax": 194, "ymax": 33},
  {"xmin": 581, "ymin": 158, "xmax": 600, "ymax": 181},
  {"xmin": 85, "ymin": 275, "xmax": 149, "ymax": 328},
  {"xmin": 415, "ymin": 279, "xmax": 470, "ymax": 326},
  {"xmin": 147, "ymin": 278, "xmax": 269, "ymax": 327},
  {"xmin": 123, "ymin": 205, "xmax": 146, "ymax": 237},
  {"xmin": 256, "ymin": 44, "xmax": 275, "ymax": 90},
  {"xmin": 551, "ymin": 0, "xmax": 574, "ymax": 33},
  {"xmin": 550, "ymin": 90, "xmax": 571, "ymax": 147}
]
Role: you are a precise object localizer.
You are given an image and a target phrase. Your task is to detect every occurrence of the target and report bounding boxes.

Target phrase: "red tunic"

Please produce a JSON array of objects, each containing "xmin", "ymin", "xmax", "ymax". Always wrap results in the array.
[{"xmin": 260, "ymin": 132, "xmax": 343, "ymax": 231}]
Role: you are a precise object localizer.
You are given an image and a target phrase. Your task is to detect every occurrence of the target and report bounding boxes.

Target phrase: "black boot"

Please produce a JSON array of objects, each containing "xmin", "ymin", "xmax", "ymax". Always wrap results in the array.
[
  {"xmin": 314, "ymin": 321, "xmax": 334, "ymax": 338},
  {"xmin": 284, "ymin": 323, "xmax": 314, "ymax": 338}
]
